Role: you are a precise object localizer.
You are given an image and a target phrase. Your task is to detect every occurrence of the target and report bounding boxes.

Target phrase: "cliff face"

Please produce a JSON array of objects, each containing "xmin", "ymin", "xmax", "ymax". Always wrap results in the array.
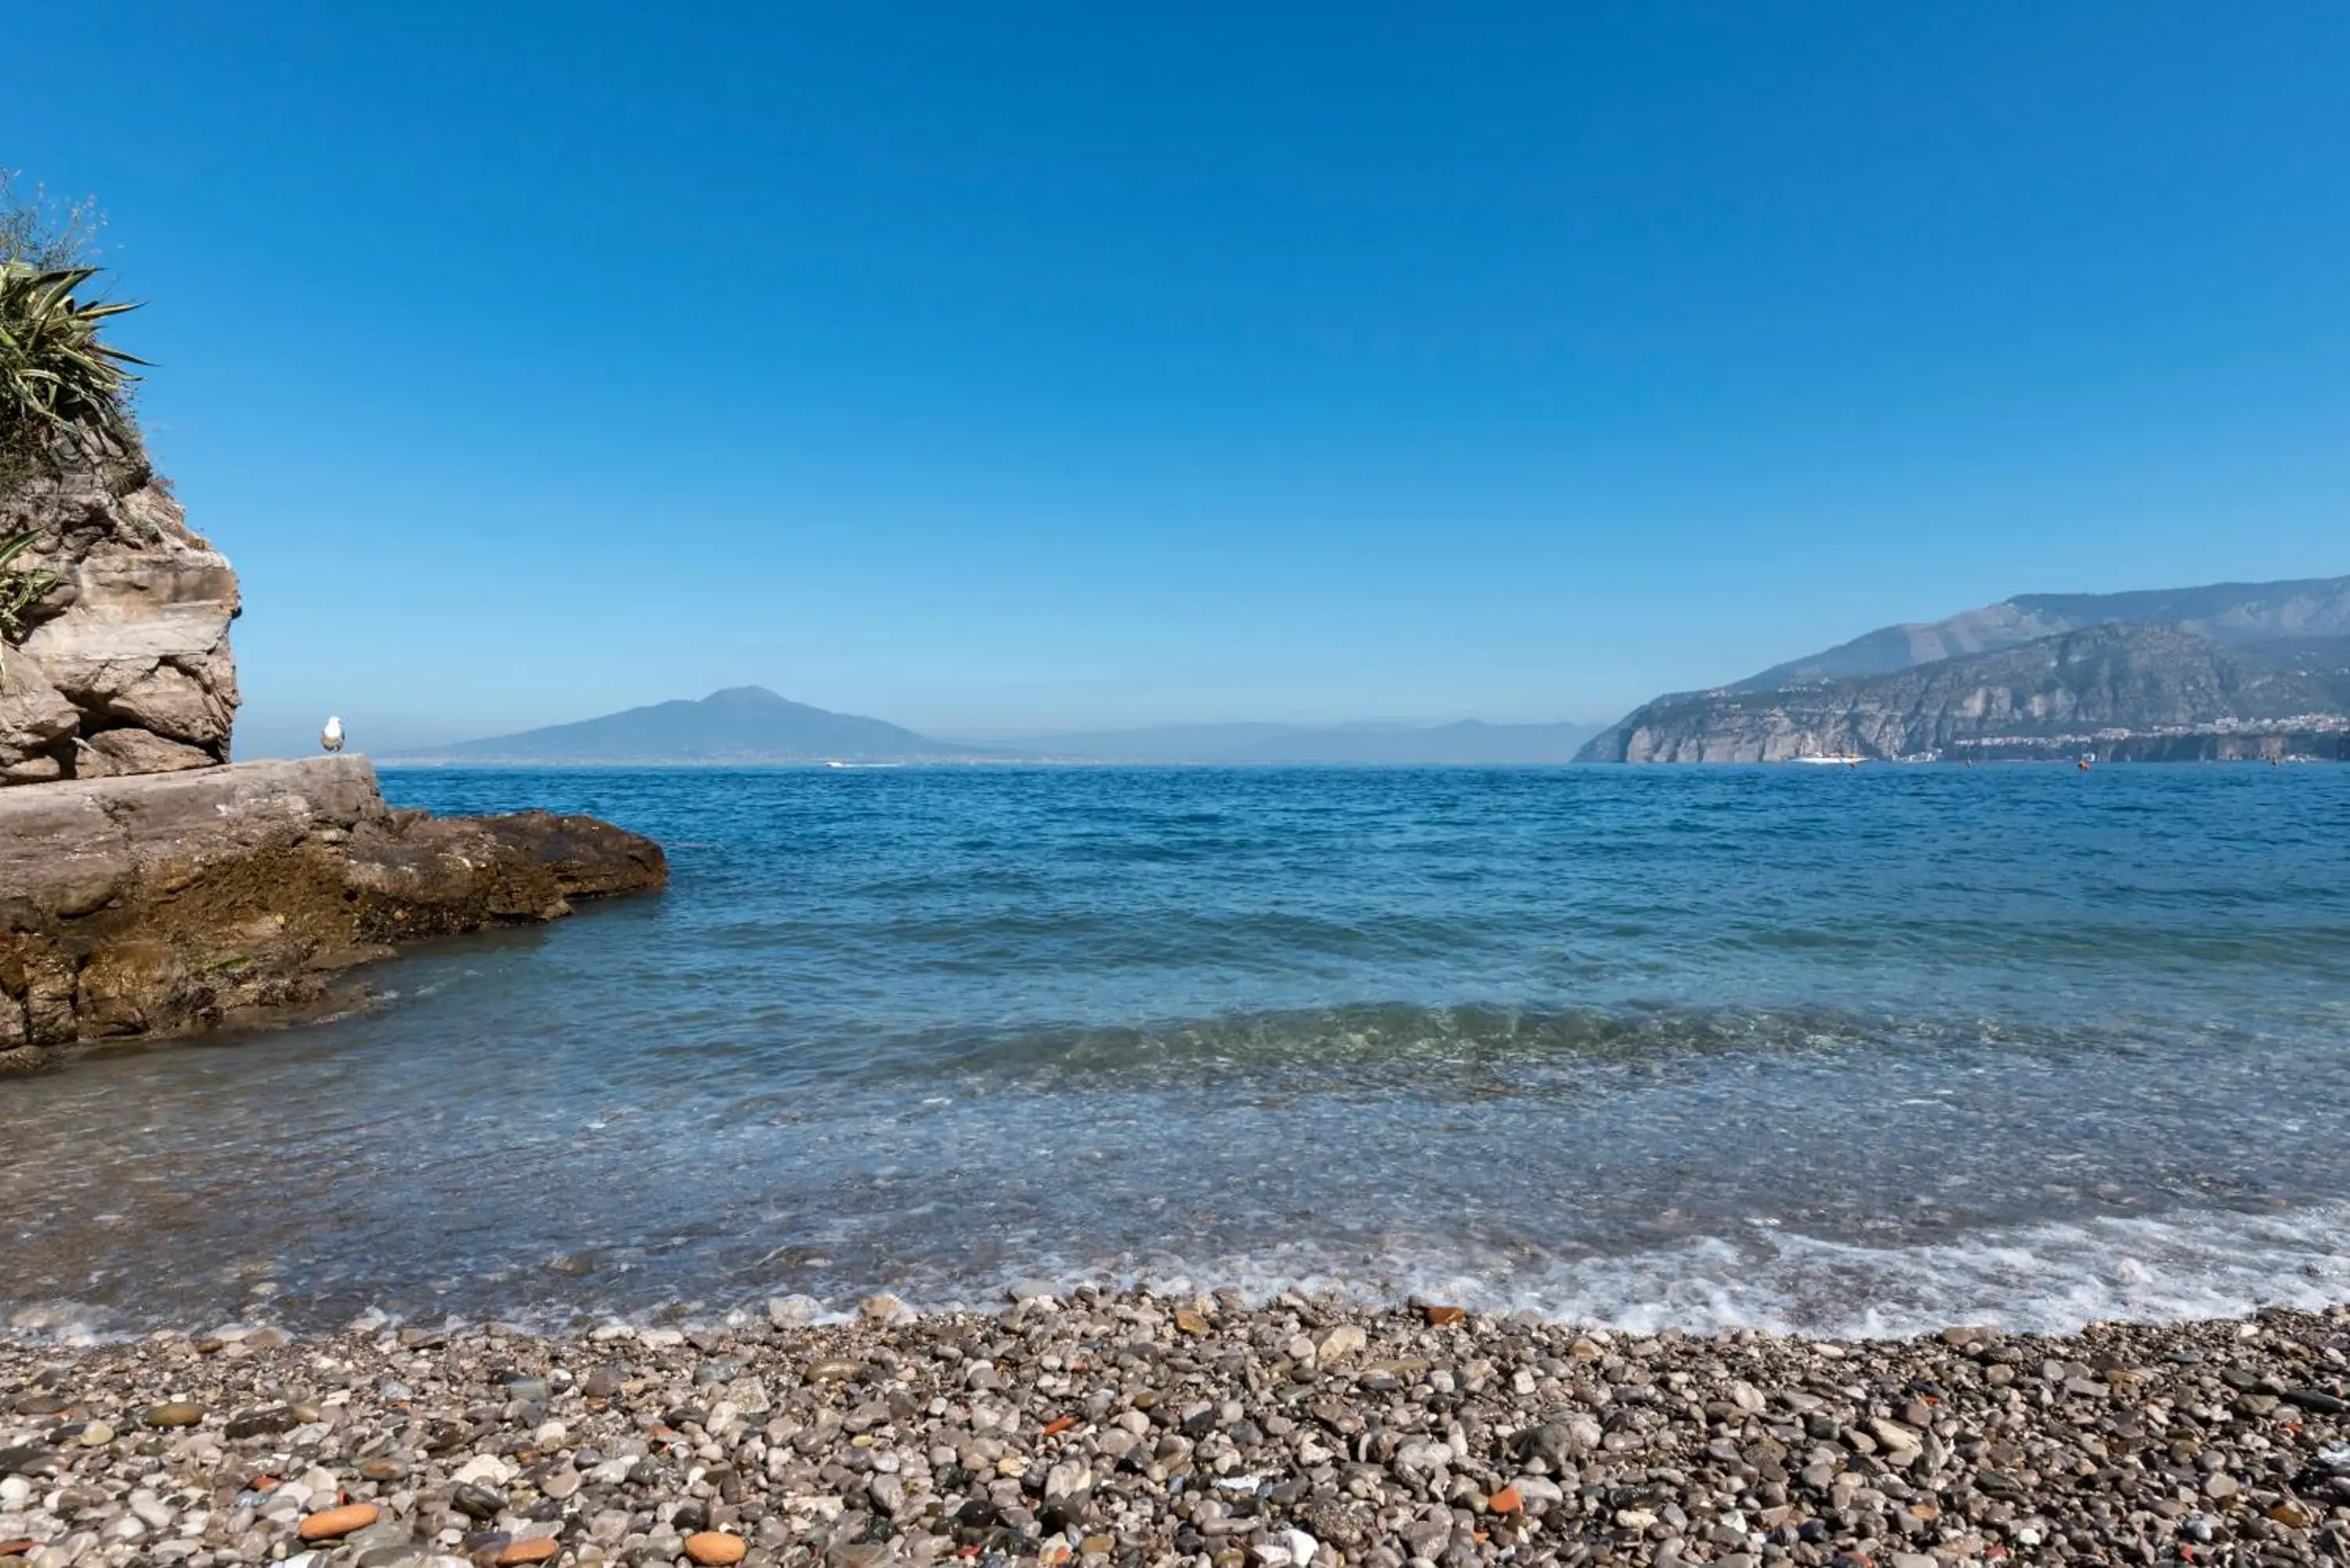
[
  {"xmin": 0, "ymin": 440, "xmax": 240, "ymax": 783},
  {"xmin": 0, "ymin": 756, "xmax": 666, "ymax": 1072},
  {"xmin": 1580, "ymin": 625, "xmax": 2350, "ymax": 763}
]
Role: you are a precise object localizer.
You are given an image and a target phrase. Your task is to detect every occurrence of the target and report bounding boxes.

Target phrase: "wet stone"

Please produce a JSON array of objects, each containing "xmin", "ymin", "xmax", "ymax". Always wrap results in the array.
[
  {"xmin": 451, "ymin": 1482, "xmax": 507, "ymax": 1521},
  {"xmin": 345, "ymin": 1521, "xmax": 414, "ymax": 1552},
  {"xmin": 225, "ymin": 1404, "xmax": 298, "ymax": 1439}
]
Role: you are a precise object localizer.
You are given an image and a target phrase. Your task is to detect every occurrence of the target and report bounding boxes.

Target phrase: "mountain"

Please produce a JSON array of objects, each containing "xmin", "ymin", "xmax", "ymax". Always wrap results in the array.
[
  {"xmin": 403, "ymin": 687, "xmax": 976, "ymax": 762},
  {"xmin": 400, "ymin": 696, "xmax": 1603, "ymax": 767},
  {"xmin": 1737, "ymin": 575, "xmax": 2350, "ymax": 689},
  {"xmin": 1003, "ymin": 719, "xmax": 1602, "ymax": 764},
  {"xmin": 1579, "ymin": 625, "xmax": 2350, "ymax": 763}
]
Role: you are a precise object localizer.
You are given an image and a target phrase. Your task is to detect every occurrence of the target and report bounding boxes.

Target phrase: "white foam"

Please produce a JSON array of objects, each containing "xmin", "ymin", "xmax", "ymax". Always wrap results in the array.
[
  {"xmin": 964, "ymin": 1199, "xmax": 2350, "ymax": 1340},
  {"xmin": 8, "ymin": 1204, "xmax": 2347, "ymax": 1347}
]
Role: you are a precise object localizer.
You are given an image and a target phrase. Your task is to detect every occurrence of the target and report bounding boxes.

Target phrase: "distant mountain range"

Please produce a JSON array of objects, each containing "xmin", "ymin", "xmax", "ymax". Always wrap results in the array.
[
  {"xmin": 400, "ymin": 687, "xmax": 979, "ymax": 763},
  {"xmin": 1581, "ymin": 574, "xmax": 2350, "ymax": 762},
  {"xmin": 397, "ymin": 688, "xmax": 1602, "ymax": 765},
  {"xmin": 1735, "ymin": 574, "xmax": 2350, "ymax": 689},
  {"xmin": 396, "ymin": 573, "xmax": 2350, "ymax": 768}
]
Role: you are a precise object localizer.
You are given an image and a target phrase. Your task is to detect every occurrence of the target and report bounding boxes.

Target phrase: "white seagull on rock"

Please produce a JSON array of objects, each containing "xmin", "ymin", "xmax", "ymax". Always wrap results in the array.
[{"xmin": 320, "ymin": 716, "xmax": 345, "ymax": 753}]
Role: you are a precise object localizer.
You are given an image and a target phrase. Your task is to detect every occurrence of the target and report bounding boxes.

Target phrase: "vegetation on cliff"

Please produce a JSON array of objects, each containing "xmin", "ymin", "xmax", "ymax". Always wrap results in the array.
[
  {"xmin": 0, "ymin": 173, "xmax": 142, "ymax": 486},
  {"xmin": 1, "ymin": 174, "xmax": 144, "ymax": 688},
  {"xmin": 0, "ymin": 174, "xmax": 243, "ymax": 782}
]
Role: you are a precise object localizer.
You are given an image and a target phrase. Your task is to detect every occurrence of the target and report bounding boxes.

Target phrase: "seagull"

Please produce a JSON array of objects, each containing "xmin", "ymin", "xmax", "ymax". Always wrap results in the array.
[{"xmin": 320, "ymin": 716, "xmax": 345, "ymax": 753}]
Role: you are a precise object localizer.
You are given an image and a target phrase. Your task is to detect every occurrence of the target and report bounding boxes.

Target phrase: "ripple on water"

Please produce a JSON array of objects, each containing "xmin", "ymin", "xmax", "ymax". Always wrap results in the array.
[{"xmin": 2, "ymin": 764, "xmax": 2347, "ymax": 1336}]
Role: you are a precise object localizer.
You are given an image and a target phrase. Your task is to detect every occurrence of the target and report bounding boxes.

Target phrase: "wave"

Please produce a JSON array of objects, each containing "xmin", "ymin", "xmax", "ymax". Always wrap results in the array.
[
  {"xmin": 1038, "ymin": 1200, "xmax": 2350, "ymax": 1340},
  {"xmin": 13, "ymin": 1200, "xmax": 2344, "ymax": 1347},
  {"xmin": 801, "ymin": 998, "xmax": 2239, "ymax": 1095}
]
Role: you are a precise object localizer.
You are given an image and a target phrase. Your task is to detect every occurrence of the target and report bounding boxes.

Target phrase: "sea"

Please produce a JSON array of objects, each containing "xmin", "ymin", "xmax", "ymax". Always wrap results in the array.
[{"xmin": 5, "ymin": 763, "xmax": 2348, "ymax": 1343}]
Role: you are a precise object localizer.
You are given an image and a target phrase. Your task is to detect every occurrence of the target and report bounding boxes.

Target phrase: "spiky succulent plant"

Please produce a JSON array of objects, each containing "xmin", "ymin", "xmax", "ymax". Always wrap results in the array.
[
  {"xmin": 0, "ymin": 260, "xmax": 144, "ymax": 463},
  {"xmin": 0, "ymin": 529, "xmax": 63, "ymax": 685}
]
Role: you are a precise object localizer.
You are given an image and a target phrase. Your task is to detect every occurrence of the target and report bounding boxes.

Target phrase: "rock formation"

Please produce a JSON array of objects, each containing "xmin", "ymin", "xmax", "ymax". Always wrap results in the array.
[
  {"xmin": 1580, "ymin": 624, "xmax": 2350, "ymax": 763},
  {"xmin": 0, "ymin": 755, "xmax": 666, "ymax": 1072},
  {"xmin": 1734, "ymin": 573, "xmax": 2350, "ymax": 692},
  {"xmin": 1, "ymin": 438, "xmax": 240, "ymax": 783}
]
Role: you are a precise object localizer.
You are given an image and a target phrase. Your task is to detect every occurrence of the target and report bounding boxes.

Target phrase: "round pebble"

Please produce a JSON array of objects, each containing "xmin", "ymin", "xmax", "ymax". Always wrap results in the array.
[{"xmin": 684, "ymin": 1531, "xmax": 748, "ymax": 1566}]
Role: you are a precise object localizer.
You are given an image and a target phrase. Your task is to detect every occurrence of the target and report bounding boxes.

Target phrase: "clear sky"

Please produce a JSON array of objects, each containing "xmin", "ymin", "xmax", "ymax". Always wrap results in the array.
[{"xmin": 9, "ymin": 2, "xmax": 2348, "ymax": 753}]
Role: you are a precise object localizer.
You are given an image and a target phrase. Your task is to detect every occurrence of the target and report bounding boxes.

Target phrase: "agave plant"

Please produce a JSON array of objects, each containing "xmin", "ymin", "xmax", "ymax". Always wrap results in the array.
[
  {"xmin": 0, "ymin": 260, "xmax": 144, "ymax": 464},
  {"xmin": 0, "ymin": 529, "xmax": 63, "ymax": 687}
]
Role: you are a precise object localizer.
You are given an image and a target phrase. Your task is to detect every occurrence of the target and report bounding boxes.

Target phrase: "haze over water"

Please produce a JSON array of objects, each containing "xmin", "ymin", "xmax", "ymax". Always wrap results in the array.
[{"xmin": 5, "ymin": 765, "xmax": 2348, "ymax": 1342}]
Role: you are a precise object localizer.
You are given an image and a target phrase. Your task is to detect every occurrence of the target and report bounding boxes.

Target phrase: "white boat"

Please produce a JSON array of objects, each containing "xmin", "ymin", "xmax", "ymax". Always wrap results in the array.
[{"xmin": 1789, "ymin": 754, "xmax": 1865, "ymax": 766}]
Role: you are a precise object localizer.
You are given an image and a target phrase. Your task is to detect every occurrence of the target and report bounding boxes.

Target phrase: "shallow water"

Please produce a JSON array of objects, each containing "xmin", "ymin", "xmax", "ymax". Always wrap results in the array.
[{"xmin": 5, "ymin": 764, "xmax": 2348, "ymax": 1340}]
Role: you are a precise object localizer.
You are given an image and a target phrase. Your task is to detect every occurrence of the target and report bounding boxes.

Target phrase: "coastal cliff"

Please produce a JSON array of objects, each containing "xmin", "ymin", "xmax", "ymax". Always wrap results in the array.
[
  {"xmin": 1, "ymin": 440, "xmax": 240, "ymax": 783},
  {"xmin": 0, "ymin": 755, "xmax": 664, "ymax": 1072},
  {"xmin": 1580, "ymin": 623, "xmax": 2350, "ymax": 763}
]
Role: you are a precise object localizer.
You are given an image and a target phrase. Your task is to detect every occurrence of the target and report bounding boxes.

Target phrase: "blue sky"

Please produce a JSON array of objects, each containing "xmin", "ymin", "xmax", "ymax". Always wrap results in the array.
[{"xmin": 9, "ymin": 2, "xmax": 2348, "ymax": 753}]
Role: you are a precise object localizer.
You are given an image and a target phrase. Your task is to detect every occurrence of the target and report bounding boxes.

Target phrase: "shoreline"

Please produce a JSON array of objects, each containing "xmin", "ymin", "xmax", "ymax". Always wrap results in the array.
[{"xmin": 3, "ymin": 1292, "xmax": 2345, "ymax": 1568}]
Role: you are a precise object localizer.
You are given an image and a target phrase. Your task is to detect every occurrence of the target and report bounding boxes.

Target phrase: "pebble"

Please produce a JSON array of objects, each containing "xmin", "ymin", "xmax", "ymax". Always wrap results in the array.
[
  {"xmin": 682, "ymin": 1530, "xmax": 749, "ymax": 1565},
  {"xmin": 345, "ymin": 1521, "xmax": 412, "ymax": 1552},
  {"xmin": 1314, "ymin": 1323, "xmax": 1366, "ymax": 1358},
  {"xmin": 139, "ymin": 1402, "xmax": 202, "ymax": 1429},
  {"xmin": 450, "ymin": 1482, "xmax": 505, "ymax": 1521},
  {"xmin": 0, "ymin": 1292, "xmax": 2343, "ymax": 1568},
  {"xmin": 296, "ymin": 1503, "xmax": 381, "ymax": 1541}
]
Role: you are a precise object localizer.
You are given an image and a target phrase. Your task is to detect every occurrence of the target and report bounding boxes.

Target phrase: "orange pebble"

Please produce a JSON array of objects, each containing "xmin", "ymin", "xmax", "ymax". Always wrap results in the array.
[
  {"xmin": 297, "ymin": 1504, "xmax": 381, "ymax": 1541},
  {"xmin": 684, "ymin": 1533, "xmax": 749, "ymax": 1566}
]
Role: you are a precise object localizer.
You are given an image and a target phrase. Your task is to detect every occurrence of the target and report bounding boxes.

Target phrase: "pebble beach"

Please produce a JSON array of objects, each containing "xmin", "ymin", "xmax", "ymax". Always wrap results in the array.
[{"xmin": 5, "ymin": 1290, "xmax": 2348, "ymax": 1568}]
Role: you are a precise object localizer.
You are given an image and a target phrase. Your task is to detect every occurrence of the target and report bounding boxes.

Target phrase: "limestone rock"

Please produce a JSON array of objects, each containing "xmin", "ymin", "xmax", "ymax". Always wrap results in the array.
[
  {"xmin": 1580, "ymin": 622, "xmax": 2350, "ymax": 763},
  {"xmin": 1, "ymin": 440, "xmax": 241, "ymax": 783},
  {"xmin": 101, "ymin": 660, "xmax": 235, "ymax": 746},
  {"xmin": 0, "ymin": 652, "xmax": 78, "ymax": 782},
  {"xmin": 0, "ymin": 756, "xmax": 666, "ymax": 1071},
  {"xmin": 74, "ymin": 728, "xmax": 217, "ymax": 778}
]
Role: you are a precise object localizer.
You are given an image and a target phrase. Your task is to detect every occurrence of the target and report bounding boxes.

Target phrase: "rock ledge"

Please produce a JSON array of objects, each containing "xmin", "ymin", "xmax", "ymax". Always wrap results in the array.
[{"xmin": 0, "ymin": 755, "xmax": 665, "ymax": 1071}]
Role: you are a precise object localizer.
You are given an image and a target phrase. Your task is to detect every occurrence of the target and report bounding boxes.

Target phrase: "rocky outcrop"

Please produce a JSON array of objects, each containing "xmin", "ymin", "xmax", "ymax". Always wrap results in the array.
[
  {"xmin": 1581, "ymin": 624, "xmax": 2350, "ymax": 762},
  {"xmin": 0, "ymin": 755, "xmax": 666, "ymax": 1071},
  {"xmin": 1, "ymin": 439, "xmax": 239, "ymax": 783}
]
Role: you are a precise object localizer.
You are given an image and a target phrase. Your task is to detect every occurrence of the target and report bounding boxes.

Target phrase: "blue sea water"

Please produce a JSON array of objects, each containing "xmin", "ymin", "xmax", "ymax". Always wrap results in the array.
[{"xmin": 5, "ymin": 764, "xmax": 2349, "ymax": 1341}]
